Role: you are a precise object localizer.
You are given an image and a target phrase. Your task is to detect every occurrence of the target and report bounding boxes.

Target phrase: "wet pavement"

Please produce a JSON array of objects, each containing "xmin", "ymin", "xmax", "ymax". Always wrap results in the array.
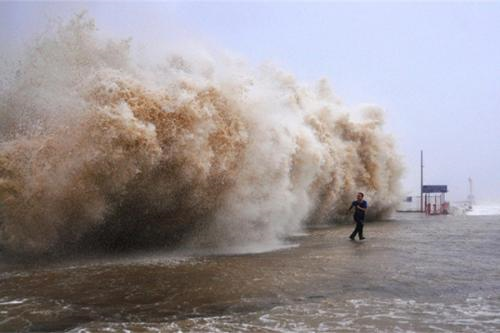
[{"xmin": 1, "ymin": 213, "xmax": 499, "ymax": 332}]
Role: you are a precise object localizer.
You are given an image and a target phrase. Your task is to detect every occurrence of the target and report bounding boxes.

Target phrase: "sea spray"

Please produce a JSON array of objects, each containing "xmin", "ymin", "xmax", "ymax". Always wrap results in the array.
[{"xmin": 0, "ymin": 14, "xmax": 403, "ymax": 255}]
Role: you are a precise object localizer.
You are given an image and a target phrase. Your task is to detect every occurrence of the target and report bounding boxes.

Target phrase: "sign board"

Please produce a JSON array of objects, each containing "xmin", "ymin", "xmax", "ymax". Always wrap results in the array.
[{"xmin": 422, "ymin": 185, "xmax": 448, "ymax": 193}]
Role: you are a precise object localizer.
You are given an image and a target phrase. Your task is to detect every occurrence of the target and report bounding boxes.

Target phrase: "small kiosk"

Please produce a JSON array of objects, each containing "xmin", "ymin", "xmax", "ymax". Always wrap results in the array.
[{"xmin": 422, "ymin": 185, "xmax": 449, "ymax": 215}]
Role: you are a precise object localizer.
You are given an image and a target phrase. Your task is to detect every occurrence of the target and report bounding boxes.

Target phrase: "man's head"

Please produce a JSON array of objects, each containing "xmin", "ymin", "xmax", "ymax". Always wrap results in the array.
[{"xmin": 356, "ymin": 192, "xmax": 364, "ymax": 201}]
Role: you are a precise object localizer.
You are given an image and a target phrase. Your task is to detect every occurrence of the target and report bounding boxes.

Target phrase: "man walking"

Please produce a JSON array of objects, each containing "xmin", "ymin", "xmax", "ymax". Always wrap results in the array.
[{"xmin": 348, "ymin": 192, "xmax": 368, "ymax": 240}]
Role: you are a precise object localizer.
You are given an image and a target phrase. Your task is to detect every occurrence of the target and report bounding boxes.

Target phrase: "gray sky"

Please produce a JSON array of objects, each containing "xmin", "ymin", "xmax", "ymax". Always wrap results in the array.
[{"xmin": 1, "ymin": 1, "xmax": 499, "ymax": 202}]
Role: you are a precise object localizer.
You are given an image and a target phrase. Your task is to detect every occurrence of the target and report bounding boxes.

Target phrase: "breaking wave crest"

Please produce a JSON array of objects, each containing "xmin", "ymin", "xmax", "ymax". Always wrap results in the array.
[{"xmin": 0, "ymin": 14, "xmax": 403, "ymax": 255}]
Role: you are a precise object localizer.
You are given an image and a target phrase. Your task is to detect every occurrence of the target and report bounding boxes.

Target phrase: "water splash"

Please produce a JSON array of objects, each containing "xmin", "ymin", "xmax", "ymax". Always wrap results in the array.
[{"xmin": 0, "ymin": 14, "xmax": 403, "ymax": 255}]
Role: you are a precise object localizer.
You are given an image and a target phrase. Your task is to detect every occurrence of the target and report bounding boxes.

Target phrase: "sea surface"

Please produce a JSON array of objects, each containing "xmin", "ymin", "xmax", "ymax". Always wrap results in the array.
[{"xmin": 1, "ymin": 210, "xmax": 500, "ymax": 332}]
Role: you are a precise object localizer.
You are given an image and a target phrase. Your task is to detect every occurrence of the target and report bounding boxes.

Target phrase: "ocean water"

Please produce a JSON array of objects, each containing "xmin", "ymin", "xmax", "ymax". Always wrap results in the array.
[
  {"xmin": 1, "ymin": 212, "xmax": 499, "ymax": 332},
  {"xmin": 467, "ymin": 204, "xmax": 500, "ymax": 216}
]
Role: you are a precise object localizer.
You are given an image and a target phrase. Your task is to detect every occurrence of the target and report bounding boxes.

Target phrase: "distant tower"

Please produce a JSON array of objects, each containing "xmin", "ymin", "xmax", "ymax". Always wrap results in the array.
[
  {"xmin": 420, "ymin": 150, "xmax": 424, "ymax": 212},
  {"xmin": 467, "ymin": 177, "xmax": 475, "ymax": 206}
]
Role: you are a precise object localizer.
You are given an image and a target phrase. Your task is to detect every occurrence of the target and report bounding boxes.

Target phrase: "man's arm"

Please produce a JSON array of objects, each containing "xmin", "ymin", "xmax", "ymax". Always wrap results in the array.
[{"xmin": 355, "ymin": 202, "xmax": 368, "ymax": 212}]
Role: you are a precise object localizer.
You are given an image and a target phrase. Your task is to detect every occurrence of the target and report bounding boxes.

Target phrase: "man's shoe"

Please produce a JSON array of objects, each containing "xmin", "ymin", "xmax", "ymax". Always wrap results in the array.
[
  {"xmin": 359, "ymin": 237, "xmax": 366, "ymax": 240},
  {"xmin": 349, "ymin": 236, "xmax": 355, "ymax": 240}
]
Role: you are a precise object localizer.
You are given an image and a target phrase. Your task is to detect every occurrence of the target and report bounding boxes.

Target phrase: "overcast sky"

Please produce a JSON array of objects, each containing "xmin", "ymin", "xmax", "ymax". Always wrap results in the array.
[{"xmin": 1, "ymin": 2, "xmax": 499, "ymax": 202}]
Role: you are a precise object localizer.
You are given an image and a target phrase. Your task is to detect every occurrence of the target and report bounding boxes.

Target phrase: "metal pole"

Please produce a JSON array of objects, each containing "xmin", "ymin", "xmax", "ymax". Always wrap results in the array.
[{"xmin": 420, "ymin": 150, "xmax": 423, "ymax": 212}]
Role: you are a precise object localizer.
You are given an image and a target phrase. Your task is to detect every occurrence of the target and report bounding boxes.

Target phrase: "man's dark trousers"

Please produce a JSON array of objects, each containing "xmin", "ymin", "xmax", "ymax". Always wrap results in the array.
[{"xmin": 350, "ymin": 217, "xmax": 364, "ymax": 239}]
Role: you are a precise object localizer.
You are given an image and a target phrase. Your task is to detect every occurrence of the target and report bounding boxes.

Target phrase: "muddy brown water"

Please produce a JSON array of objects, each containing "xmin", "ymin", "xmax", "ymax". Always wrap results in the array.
[{"xmin": 1, "ymin": 213, "xmax": 499, "ymax": 332}]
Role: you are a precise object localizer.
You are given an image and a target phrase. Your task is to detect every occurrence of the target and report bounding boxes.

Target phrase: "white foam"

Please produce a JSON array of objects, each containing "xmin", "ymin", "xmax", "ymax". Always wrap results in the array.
[
  {"xmin": 467, "ymin": 204, "xmax": 500, "ymax": 216},
  {"xmin": 0, "ymin": 298, "xmax": 28, "ymax": 305}
]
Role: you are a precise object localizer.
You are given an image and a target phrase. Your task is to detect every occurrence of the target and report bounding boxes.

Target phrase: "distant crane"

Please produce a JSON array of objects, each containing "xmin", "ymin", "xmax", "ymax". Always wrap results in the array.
[{"xmin": 467, "ymin": 177, "xmax": 475, "ymax": 208}]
